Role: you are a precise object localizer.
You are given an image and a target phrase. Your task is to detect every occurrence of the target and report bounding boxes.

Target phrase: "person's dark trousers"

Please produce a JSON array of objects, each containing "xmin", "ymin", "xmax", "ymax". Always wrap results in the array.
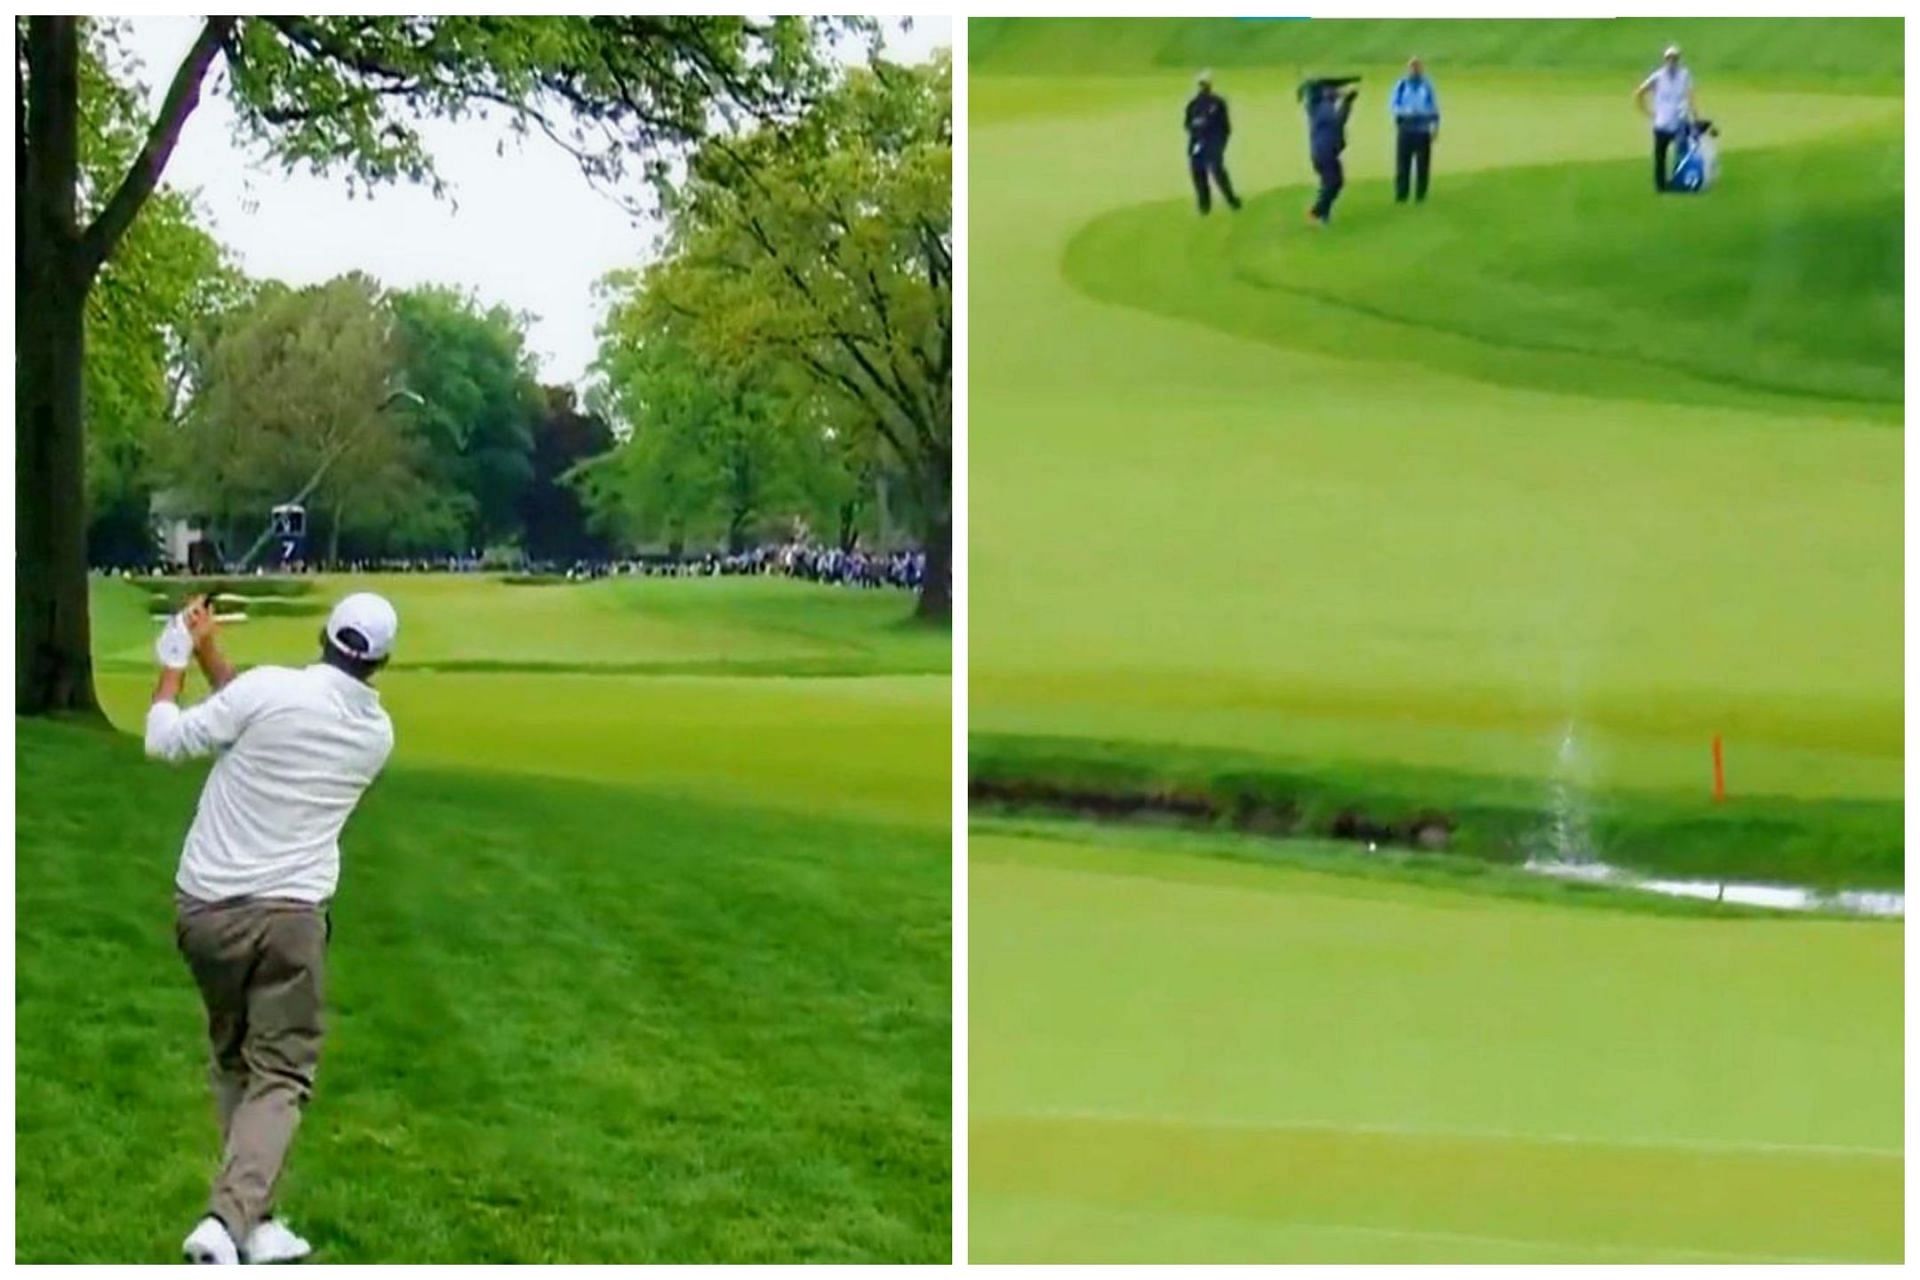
[
  {"xmin": 1310, "ymin": 154, "xmax": 1344, "ymax": 221},
  {"xmin": 1189, "ymin": 146, "xmax": 1241, "ymax": 214},
  {"xmin": 1652, "ymin": 128, "xmax": 1679, "ymax": 191},
  {"xmin": 1395, "ymin": 128, "xmax": 1433, "ymax": 202}
]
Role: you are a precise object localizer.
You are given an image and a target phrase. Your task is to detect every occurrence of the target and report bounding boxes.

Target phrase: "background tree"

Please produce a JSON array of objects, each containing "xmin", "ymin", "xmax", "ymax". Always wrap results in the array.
[
  {"xmin": 388, "ymin": 285, "xmax": 542, "ymax": 553},
  {"xmin": 523, "ymin": 386, "xmax": 614, "ymax": 565},
  {"xmin": 170, "ymin": 274, "xmax": 418, "ymax": 561},
  {"xmin": 631, "ymin": 54, "xmax": 953, "ymax": 619},
  {"xmin": 588, "ymin": 310, "xmax": 831, "ymax": 555},
  {"xmin": 19, "ymin": 13, "xmax": 863, "ymax": 715}
]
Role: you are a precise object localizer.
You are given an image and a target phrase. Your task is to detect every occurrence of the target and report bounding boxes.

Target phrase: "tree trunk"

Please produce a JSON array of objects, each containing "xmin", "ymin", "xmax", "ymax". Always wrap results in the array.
[
  {"xmin": 912, "ymin": 451, "xmax": 951, "ymax": 623},
  {"xmin": 914, "ymin": 506, "xmax": 951, "ymax": 623},
  {"xmin": 327, "ymin": 500, "xmax": 344, "ymax": 566},
  {"xmin": 17, "ymin": 18, "xmax": 102, "ymax": 718},
  {"xmin": 838, "ymin": 499, "xmax": 860, "ymax": 553}
]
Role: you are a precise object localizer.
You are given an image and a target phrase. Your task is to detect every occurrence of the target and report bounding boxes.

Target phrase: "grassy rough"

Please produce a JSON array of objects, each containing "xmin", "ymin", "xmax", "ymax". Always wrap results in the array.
[{"xmin": 21, "ymin": 574, "xmax": 950, "ymax": 1263}]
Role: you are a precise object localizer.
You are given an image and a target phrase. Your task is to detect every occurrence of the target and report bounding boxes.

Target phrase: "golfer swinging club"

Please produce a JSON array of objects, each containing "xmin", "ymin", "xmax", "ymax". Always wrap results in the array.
[
  {"xmin": 148, "ymin": 591, "xmax": 398, "ymax": 1264},
  {"xmin": 1305, "ymin": 78, "xmax": 1360, "ymax": 225}
]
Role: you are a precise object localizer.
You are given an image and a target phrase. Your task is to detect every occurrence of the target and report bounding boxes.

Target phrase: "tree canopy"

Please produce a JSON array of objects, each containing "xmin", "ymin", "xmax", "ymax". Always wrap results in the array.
[
  {"xmin": 593, "ymin": 53, "xmax": 953, "ymax": 616},
  {"xmin": 20, "ymin": 14, "xmax": 874, "ymax": 713}
]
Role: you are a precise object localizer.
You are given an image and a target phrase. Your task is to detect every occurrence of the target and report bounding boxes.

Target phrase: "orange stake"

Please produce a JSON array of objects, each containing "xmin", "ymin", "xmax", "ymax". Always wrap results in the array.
[{"xmin": 1712, "ymin": 734, "xmax": 1726, "ymax": 803}]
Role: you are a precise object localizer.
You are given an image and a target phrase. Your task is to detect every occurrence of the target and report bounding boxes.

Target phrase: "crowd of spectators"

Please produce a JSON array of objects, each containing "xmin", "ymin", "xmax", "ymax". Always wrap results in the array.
[{"xmin": 131, "ymin": 541, "xmax": 931, "ymax": 594}]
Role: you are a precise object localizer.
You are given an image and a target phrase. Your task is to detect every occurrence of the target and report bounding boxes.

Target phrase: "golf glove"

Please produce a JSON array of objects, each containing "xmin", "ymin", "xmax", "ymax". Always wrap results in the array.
[{"xmin": 156, "ymin": 613, "xmax": 195, "ymax": 671}]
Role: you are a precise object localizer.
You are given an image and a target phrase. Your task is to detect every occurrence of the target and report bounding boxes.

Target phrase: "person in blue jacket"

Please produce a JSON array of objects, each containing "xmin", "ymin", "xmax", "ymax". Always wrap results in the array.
[
  {"xmin": 1389, "ymin": 57, "xmax": 1440, "ymax": 203},
  {"xmin": 1304, "ymin": 79, "xmax": 1359, "ymax": 225}
]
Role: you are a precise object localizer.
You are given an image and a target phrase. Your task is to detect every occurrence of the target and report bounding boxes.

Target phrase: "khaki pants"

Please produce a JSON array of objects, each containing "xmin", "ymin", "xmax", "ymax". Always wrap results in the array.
[{"xmin": 175, "ymin": 894, "xmax": 329, "ymax": 1241}]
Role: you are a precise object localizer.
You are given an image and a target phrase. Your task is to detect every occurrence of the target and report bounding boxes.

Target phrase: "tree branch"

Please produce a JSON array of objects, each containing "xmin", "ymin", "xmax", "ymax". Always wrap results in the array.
[{"xmin": 77, "ymin": 16, "xmax": 228, "ymax": 280}]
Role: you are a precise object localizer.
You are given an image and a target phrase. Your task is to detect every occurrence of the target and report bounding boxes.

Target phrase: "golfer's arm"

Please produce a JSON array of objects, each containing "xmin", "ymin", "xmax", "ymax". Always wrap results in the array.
[
  {"xmin": 145, "ymin": 676, "xmax": 251, "ymax": 762},
  {"xmin": 1633, "ymin": 82, "xmax": 1652, "ymax": 115},
  {"xmin": 196, "ymin": 639, "xmax": 238, "ymax": 692},
  {"xmin": 151, "ymin": 667, "xmax": 187, "ymax": 708}
]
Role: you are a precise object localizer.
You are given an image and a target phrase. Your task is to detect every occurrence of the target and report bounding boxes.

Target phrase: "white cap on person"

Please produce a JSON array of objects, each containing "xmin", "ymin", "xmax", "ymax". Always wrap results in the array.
[
  {"xmin": 1664, "ymin": 44, "xmax": 1681, "ymax": 57},
  {"xmin": 1197, "ymin": 67, "xmax": 1212, "ymax": 85},
  {"xmin": 326, "ymin": 592, "xmax": 398, "ymax": 661}
]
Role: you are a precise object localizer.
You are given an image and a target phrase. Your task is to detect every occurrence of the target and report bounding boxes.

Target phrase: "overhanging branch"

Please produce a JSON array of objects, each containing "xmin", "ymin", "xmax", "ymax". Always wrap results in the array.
[{"xmin": 76, "ymin": 16, "xmax": 229, "ymax": 280}]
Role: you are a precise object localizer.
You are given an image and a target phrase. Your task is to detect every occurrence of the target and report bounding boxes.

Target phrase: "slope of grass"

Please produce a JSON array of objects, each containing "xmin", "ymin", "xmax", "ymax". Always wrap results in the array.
[
  {"xmin": 16, "ymin": 718, "xmax": 950, "ymax": 1263},
  {"xmin": 969, "ymin": 54, "xmax": 1901, "ymax": 838},
  {"xmin": 90, "ymin": 575, "xmax": 951, "ymax": 828},
  {"xmin": 1069, "ymin": 134, "xmax": 1903, "ymax": 412},
  {"xmin": 971, "ymin": 17, "xmax": 1903, "ymax": 86},
  {"xmin": 95, "ymin": 574, "xmax": 948, "ymax": 677},
  {"xmin": 970, "ymin": 831, "xmax": 1902, "ymax": 1262}
]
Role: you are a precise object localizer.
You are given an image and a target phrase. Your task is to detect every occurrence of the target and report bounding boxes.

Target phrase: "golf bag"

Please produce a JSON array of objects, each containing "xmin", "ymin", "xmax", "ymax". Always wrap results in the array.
[{"xmin": 1669, "ymin": 118, "xmax": 1719, "ymax": 193}]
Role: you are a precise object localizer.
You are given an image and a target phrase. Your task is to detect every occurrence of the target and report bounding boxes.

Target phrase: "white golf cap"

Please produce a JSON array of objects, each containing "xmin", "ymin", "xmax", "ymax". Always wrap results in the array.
[
  {"xmin": 1664, "ymin": 44, "xmax": 1681, "ymax": 57},
  {"xmin": 326, "ymin": 592, "xmax": 398, "ymax": 661},
  {"xmin": 1196, "ymin": 67, "xmax": 1213, "ymax": 84}
]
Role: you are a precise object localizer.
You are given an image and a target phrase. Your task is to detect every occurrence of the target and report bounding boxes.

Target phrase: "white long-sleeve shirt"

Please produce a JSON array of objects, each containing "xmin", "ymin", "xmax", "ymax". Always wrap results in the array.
[
  {"xmin": 146, "ymin": 663, "xmax": 394, "ymax": 903},
  {"xmin": 1640, "ymin": 64, "xmax": 1694, "ymax": 131}
]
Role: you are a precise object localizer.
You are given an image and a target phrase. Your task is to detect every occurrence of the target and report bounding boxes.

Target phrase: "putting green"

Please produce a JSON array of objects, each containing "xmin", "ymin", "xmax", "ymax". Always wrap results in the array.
[{"xmin": 968, "ymin": 18, "xmax": 1901, "ymax": 1262}]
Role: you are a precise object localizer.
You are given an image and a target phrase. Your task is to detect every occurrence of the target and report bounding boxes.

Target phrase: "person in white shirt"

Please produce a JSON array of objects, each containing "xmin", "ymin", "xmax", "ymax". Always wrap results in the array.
[
  {"xmin": 1635, "ymin": 44, "xmax": 1699, "ymax": 192},
  {"xmin": 148, "ymin": 591, "xmax": 397, "ymax": 1265}
]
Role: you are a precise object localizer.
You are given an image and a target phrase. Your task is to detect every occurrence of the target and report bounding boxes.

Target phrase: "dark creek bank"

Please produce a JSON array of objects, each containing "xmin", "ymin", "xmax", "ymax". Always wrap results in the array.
[
  {"xmin": 969, "ymin": 775, "xmax": 1456, "ymax": 852},
  {"xmin": 969, "ymin": 771, "xmax": 1903, "ymax": 918}
]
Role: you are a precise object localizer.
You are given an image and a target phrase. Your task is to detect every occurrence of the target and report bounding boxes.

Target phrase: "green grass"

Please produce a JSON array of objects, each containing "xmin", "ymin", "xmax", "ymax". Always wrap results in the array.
[
  {"xmin": 969, "ymin": 17, "xmax": 1902, "ymax": 1262},
  {"xmin": 971, "ymin": 17, "xmax": 1904, "ymax": 86},
  {"xmin": 90, "ymin": 574, "xmax": 950, "ymax": 828},
  {"xmin": 1071, "ymin": 135, "xmax": 1903, "ymax": 412},
  {"xmin": 972, "ymin": 733, "xmax": 1901, "ymax": 889},
  {"xmin": 971, "ymin": 32, "xmax": 1901, "ymax": 836},
  {"xmin": 970, "ymin": 831, "xmax": 1902, "ymax": 1262},
  {"xmin": 20, "ymin": 574, "xmax": 950, "ymax": 1262}
]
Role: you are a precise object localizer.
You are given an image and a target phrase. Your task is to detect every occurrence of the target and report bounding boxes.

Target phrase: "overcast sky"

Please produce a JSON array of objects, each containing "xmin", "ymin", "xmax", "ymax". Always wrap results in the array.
[{"xmin": 123, "ymin": 17, "xmax": 951, "ymax": 388}]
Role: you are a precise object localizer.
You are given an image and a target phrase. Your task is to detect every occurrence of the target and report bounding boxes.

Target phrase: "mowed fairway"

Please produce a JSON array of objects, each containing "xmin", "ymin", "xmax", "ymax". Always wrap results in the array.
[
  {"xmin": 968, "ymin": 18, "xmax": 1902, "ymax": 1262},
  {"xmin": 18, "ymin": 573, "xmax": 949, "ymax": 1262},
  {"xmin": 972, "ymin": 833, "xmax": 1901, "ymax": 1263}
]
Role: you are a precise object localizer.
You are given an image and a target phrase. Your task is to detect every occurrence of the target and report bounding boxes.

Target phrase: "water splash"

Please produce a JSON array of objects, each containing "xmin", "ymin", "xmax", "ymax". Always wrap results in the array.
[{"xmin": 1538, "ymin": 720, "xmax": 1596, "ymax": 864}]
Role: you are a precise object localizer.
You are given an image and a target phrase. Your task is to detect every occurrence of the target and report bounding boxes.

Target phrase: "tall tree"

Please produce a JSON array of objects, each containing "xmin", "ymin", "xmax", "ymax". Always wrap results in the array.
[
  {"xmin": 388, "ymin": 285, "xmax": 542, "ymax": 553},
  {"xmin": 589, "ymin": 311, "xmax": 830, "ymax": 555},
  {"xmin": 524, "ymin": 386, "xmax": 614, "ymax": 564},
  {"xmin": 75, "ymin": 24, "xmax": 239, "ymax": 566},
  {"xmin": 169, "ymin": 273, "xmax": 419, "ymax": 561},
  {"xmin": 634, "ymin": 54, "xmax": 953, "ymax": 619},
  {"xmin": 18, "ymin": 15, "xmax": 860, "ymax": 715}
]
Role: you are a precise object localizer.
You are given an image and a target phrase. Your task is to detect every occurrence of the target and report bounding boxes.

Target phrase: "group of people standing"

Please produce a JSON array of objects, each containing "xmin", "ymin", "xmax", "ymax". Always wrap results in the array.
[
  {"xmin": 1184, "ymin": 57, "xmax": 1441, "ymax": 224},
  {"xmin": 1184, "ymin": 46, "xmax": 1702, "ymax": 222}
]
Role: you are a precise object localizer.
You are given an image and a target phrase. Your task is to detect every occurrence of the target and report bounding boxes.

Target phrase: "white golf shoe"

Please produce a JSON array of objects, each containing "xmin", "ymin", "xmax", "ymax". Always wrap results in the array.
[
  {"xmin": 182, "ymin": 1216, "xmax": 240, "ymax": 1264},
  {"xmin": 243, "ymin": 1217, "xmax": 313, "ymax": 1264}
]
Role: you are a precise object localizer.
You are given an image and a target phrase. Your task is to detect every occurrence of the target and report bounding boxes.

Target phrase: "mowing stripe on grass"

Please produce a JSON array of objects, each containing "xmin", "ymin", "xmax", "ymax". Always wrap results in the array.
[
  {"xmin": 994, "ymin": 1107, "xmax": 1903, "ymax": 1160},
  {"xmin": 972, "ymin": 1109, "xmax": 1902, "ymax": 1262}
]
